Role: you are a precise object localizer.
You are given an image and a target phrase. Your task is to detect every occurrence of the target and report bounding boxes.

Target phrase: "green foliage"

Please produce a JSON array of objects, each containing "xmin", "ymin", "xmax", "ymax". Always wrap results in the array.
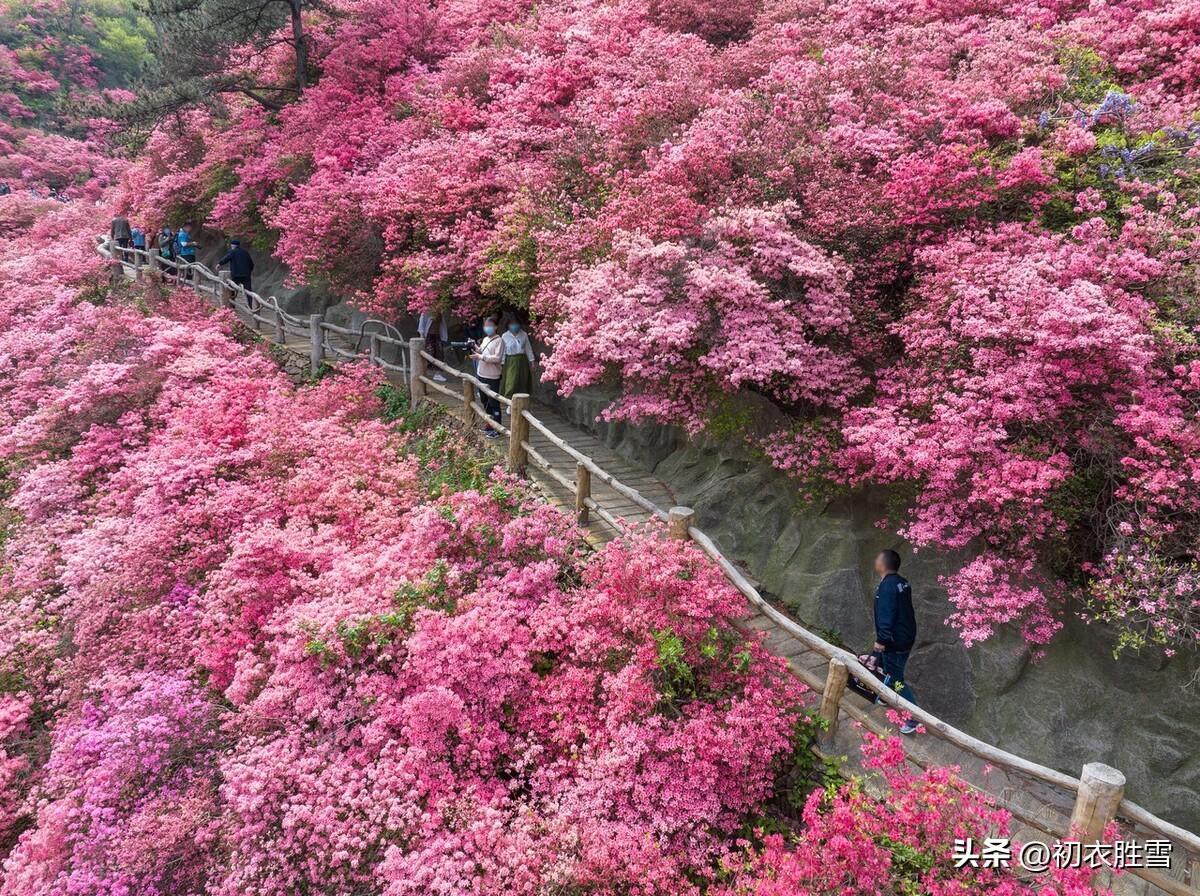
[
  {"xmin": 0, "ymin": 0, "xmax": 153, "ymax": 133},
  {"xmin": 775, "ymin": 713, "xmax": 843, "ymax": 813},
  {"xmin": 1057, "ymin": 45, "xmax": 1122, "ymax": 106},
  {"xmin": 0, "ymin": 463, "xmax": 14, "ymax": 554},
  {"xmin": 652, "ymin": 628, "xmax": 694, "ymax": 702},
  {"xmin": 89, "ymin": 2, "xmax": 156, "ymax": 82},
  {"xmin": 480, "ymin": 227, "xmax": 539, "ymax": 309},
  {"xmin": 376, "ymin": 382, "xmax": 412, "ymax": 423},
  {"xmin": 703, "ymin": 394, "xmax": 755, "ymax": 442},
  {"xmin": 376, "ymin": 383, "xmax": 495, "ymax": 496},
  {"xmin": 393, "ymin": 559, "xmax": 454, "ymax": 625},
  {"xmin": 116, "ymin": 0, "xmax": 312, "ymax": 128},
  {"xmin": 651, "ymin": 625, "xmax": 758, "ymax": 714},
  {"xmin": 880, "ymin": 835, "xmax": 937, "ymax": 891},
  {"xmin": 300, "ymin": 562, "xmax": 454, "ymax": 667}
]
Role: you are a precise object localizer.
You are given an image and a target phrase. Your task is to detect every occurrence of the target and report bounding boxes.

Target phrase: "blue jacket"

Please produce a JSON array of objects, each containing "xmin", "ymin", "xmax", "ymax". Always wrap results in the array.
[
  {"xmin": 874, "ymin": 572, "xmax": 916, "ymax": 652},
  {"xmin": 175, "ymin": 230, "xmax": 197, "ymax": 258}
]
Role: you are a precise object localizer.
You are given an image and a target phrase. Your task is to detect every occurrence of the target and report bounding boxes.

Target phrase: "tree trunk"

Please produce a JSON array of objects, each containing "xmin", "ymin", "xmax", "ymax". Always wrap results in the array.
[{"xmin": 290, "ymin": 0, "xmax": 307, "ymax": 92}]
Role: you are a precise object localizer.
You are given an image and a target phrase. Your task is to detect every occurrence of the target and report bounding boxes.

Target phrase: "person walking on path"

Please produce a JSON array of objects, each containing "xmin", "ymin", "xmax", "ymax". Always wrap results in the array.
[
  {"xmin": 153, "ymin": 227, "xmax": 175, "ymax": 282},
  {"xmin": 175, "ymin": 224, "xmax": 198, "ymax": 281},
  {"xmin": 872, "ymin": 549, "xmax": 920, "ymax": 734},
  {"xmin": 470, "ymin": 315, "xmax": 506, "ymax": 438},
  {"xmin": 131, "ymin": 225, "xmax": 146, "ymax": 254},
  {"xmin": 500, "ymin": 317, "xmax": 536, "ymax": 402},
  {"xmin": 110, "ymin": 215, "xmax": 132, "ymax": 256},
  {"xmin": 218, "ymin": 238, "xmax": 256, "ymax": 309}
]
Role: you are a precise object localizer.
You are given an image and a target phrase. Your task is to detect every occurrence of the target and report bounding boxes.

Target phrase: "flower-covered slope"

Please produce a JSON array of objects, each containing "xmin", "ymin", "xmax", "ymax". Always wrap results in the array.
[{"xmin": 0, "ymin": 203, "xmax": 1109, "ymax": 895}]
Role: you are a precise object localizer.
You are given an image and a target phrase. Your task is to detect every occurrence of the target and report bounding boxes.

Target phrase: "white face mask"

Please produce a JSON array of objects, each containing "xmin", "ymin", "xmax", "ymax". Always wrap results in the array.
[{"xmin": 483, "ymin": 325, "xmax": 496, "ymax": 336}]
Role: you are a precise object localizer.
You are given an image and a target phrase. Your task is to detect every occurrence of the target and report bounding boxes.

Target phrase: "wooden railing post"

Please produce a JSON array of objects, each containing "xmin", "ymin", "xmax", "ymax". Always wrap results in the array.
[
  {"xmin": 221, "ymin": 281, "xmax": 235, "ymax": 310},
  {"xmin": 247, "ymin": 289, "xmax": 262, "ymax": 331},
  {"xmin": 508, "ymin": 393, "xmax": 531, "ymax": 473},
  {"xmin": 460, "ymin": 377, "xmax": 474, "ymax": 426},
  {"xmin": 309, "ymin": 314, "xmax": 324, "ymax": 378},
  {"xmin": 820, "ymin": 658, "xmax": 850, "ymax": 742},
  {"xmin": 272, "ymin": 300, "xmax": 285, "ymax": 344},
  {"xmin": 409, "ymin": 337, "xmax": 426, "ymax": 402},
  {"xmin": 368, "ymin": 333, "xmax": 379, "ymax": 367},
  {"xmin": 1069, "ymin": 763, "xmax": 1125, "ymax": 839},
  {"xmin": 667, "ymin": 506, "xmax": 694, "ymax": 540},
  {"xmin": 575, "ymin": 462, "xmax": 591, "ymax": 524}
]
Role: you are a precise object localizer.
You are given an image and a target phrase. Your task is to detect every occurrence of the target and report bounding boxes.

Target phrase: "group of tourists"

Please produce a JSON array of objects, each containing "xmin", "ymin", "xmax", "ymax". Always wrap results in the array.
[
  {"xmin": 110, "ymin": 216, "xmax": 254, "ymax": 297},
  {"xmin": 469, "ymin": 315, "xmax": 537, "ymax": 438},
  {"xmin": 416, "ymin": 309, "xmax": 537, "ymax": 439},
  {"xmin": 0, "ymin": 183, "xmax": 70, "ymax": 201}
]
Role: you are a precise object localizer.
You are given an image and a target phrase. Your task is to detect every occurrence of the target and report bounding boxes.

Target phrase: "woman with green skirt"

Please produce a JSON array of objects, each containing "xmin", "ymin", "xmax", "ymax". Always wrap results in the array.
[{"xmin": 500, "ymin": 318, "xmax": 536, "ymax": 401}]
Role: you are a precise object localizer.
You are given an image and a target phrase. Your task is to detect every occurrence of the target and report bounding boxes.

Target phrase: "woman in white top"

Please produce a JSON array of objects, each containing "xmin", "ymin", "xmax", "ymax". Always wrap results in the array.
[
  {"xmin": 469, "ymin": 315, "xmax": 506, "ymax": 437},
  {"xmin": 500, "ymin": 317, "xmax": 536, "ymax": 400}
]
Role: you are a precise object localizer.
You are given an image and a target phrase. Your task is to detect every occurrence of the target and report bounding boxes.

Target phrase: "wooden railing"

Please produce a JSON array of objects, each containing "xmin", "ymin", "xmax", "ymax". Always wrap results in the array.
[
  {"xmin": 98, "ymin": 236, "xmax": 1200, "ymax": 894},
  {"xmin": 97, "ymin": 239, "xmax": 414, "ymax": 377}
]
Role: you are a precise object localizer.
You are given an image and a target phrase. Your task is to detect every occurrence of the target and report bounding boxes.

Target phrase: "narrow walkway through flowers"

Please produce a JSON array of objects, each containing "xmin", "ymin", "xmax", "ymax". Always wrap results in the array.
[{"xmin": 224, "ymin": 297, "xmax": 1126, "ymax": 875}]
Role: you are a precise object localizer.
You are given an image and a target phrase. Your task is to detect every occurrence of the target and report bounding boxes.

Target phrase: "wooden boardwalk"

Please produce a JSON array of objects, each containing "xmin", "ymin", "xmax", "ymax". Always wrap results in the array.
[{"xmin": 103, "ymin": 241, "xmax": 1200, "ymax": 896}]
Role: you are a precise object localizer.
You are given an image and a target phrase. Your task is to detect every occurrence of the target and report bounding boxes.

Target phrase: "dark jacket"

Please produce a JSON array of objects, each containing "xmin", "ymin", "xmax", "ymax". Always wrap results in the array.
[
  {"xmin": 874, "ymin": 572, "xmax": 916, "ymax": 652},
  {"xmin": 218, "ymin": 246, "xmax": 254, "ymax": 279},
  {"xmin": 111, "ymin": 216, "xmax": 132, "ymax": 240}
]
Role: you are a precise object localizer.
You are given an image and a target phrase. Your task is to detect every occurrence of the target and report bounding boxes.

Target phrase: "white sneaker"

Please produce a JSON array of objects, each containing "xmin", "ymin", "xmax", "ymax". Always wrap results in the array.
[{"xmin": 432, "ymin": 373, "xmax": 447, "ymax": 382}]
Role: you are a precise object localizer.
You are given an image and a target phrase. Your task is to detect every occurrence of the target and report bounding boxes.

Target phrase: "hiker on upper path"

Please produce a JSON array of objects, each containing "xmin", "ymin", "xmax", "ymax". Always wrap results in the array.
[
  {"xmin": 872, "ymin": 549, "xmax": 921, "ymax": 735},
  {"xmin": 500, "ymin": 316, "xmax": 536, "ymax": 402},
  {"xmin": 175, "ymin": 224, "xmax": 198, "ymax": 280},
  {"xmin": 131, "ymin": 225, "xmax": 146, "ymax": 254},
  {"xmin": 153, "ymin": 226, "xmax": 175, "ymax": 281},
  {"xmin": 110, "ymin": 214, "xmax": 132, "ymax": 254},
  {"xmin": 470, "ymin": 315, "xmax": 506, "ymax": 439},
  {"xmin": 218, "ymin": 238, "xmax": 256, "ymax": 309}
]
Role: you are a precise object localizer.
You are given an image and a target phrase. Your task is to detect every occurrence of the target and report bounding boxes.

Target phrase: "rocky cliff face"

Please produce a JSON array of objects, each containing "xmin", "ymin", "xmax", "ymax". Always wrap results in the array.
[{"xmin": 539, "ymin": 383, "xmax": 1200, "ymax": 830}]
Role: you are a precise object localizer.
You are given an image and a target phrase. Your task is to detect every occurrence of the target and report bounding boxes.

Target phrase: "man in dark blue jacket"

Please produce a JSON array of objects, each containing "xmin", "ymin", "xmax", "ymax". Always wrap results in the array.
[
  {"xmin": 873, "ymin": 549, "xmax": 920, "ymax": 734},
  {"xmin": 218, "ymin": 239, "xmax": 256, "ymax": 308}
]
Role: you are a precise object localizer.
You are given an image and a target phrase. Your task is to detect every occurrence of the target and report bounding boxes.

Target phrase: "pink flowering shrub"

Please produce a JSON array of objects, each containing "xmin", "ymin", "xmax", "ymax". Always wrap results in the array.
[
  {"xmin": 543, "ymin": 204, "xmax": 863, "ymax": 426},
  {"xmin": 714, "ymin": 734, "xmax": 1110, "ymax": 896}
]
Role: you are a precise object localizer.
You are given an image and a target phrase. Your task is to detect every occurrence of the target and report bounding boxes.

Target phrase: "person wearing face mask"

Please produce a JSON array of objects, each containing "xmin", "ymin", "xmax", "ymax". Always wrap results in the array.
[
  {"xmin": 500, "ymin": 316, "xmax": 536, "ymax": 402},
  {"xmin": 469, "ymin": 315, "xmax": 506, "ymax": 438}
]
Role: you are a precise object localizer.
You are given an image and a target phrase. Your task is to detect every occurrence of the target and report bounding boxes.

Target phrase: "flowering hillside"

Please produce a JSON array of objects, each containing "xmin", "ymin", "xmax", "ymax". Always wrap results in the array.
[
  {"xmin": 0, "ymin": 1, "xmax": 141, "ymax": 201},
  {"xmin": 0, "ymin": 203, "xmax": 1109, "ymax": 894},
  {"xmin": 123, "ymin": 0, "xmax": 1200, "ymax": 655}
]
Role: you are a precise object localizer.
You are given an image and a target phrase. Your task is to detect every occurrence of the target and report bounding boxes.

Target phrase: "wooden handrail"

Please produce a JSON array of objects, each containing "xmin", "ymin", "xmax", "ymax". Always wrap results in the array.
[
  {"xmin": 421, "ymin": 350, "xmax": 511, "ymax": 406},
  {"xmin": 520, "ymin": 409, "xmax": 667, "ymax": 521},
  {"xmin": 94, "ymin": 235, "xmax": 1200, "ymax": 886}
]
